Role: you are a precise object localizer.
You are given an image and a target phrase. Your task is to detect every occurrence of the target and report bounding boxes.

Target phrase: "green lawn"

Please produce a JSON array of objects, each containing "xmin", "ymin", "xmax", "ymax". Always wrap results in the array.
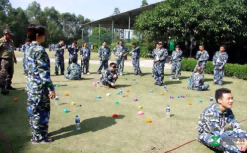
[{"xmin": 0, "ymin": 60, "xmax": 247, "ymax": 153}]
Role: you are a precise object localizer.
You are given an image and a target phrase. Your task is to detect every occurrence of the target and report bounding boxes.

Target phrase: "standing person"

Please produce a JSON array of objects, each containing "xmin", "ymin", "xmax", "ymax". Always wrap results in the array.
[
  {"xmin": 197, "ymin": 88, "xmax": 247, "ymax": 153},
  {"xmin": 194, "ymin": 45, "xmax": 209, "ymax": 73},
  {"xmin": 54, "ymin": 39, "xmax": 65, "ymax": 75},
  {"xmin": 80, "ymin": 42, "xmax": 91, "ymax": 75},
  {"xmin": 97, "ymin": 41, "xmax": 111, "ymax": 74},
  {"xmin": 130, "ymin": 43, "xmax": 142, "ymax": 76},
  {"xmin": 48, "ymin": 44, "xmax": 51, "ymax": 51},
  {"xmin": 112, "ymin": 40, "xmax": 129, "ymax": 76},
  {"xmin": 169, "ymin": 45, "xmax": 183, "ymax": 80},
  {"xmin": 213, "ymin": 45, "xmax": 228, "ymax": 86},
  {"xmin": 0, "ymin": 29, "xmax": 17, "ymax": 94},
  {"xmin": 26, "ymin": 24, "xmax": 56, "ymax": 143},
  {"xmin": 148, "ymin": 41, "xmax": 168, "ymax": 86},
  {"xmin": 149, "ymin": 43, "xmax": 158, "ymax": 77},
  {"xmin": 68, "ymin": 41, "xmax": 78, "ymax": 65},
  {"xmin": 22, "ymin": 38, "xmax": 31, "ymax": 76}
]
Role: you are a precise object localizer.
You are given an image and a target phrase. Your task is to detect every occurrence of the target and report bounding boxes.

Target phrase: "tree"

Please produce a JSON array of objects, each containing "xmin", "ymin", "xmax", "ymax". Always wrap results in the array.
[
  {"xmin": 141, "ymin": 0, "xmax": 148, "ymax": 7},
  {"xmin": 112, "ymin": 7, "xmax": 120, "ymax": 15}
]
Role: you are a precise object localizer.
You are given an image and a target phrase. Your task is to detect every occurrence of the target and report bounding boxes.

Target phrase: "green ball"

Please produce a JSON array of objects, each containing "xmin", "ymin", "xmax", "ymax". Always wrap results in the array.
[
  {"xmin": 56, "ymin": 85, "xmax": 60, "ymax": 87},
  {"xmin": 117, "ymin": 92, "xmax": 120, "ymax": 95},
  {"xmin": 115, "ymin": 101, "xmax": 119, "ymax": 104},
  {"xmin": 199, "ymin": 99, "xmax": 203, "ymax": 102},
  {"xmin": 63, "ymin": 109, "xmax": 68, "ymax": 113}
]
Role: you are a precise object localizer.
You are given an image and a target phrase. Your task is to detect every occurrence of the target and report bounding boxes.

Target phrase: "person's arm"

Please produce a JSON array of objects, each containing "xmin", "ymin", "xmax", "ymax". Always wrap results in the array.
[
  {"xmin": 195, "ymin": 51, "xmax": 201, "ymax": 59},
  {"xmin": 123, "ymin": 47, "xmax": 129, "ymax": 56},
  {"xmin": 98, "ymin": 47, "xmax": 102, "ymax": 58},
  {"xmin": 213, "ymin": 52, "xmax": 217, "ymax": 65},
  {"xmin": 36, "ymin": 49, "xmax": 54, "ymax": 92},
  {"xmin": 170, "ymin": 51, "xmax": 175, "ymax": 63},
  {"xmin": 159, "ymin": 49, "xmax": 168, "ymax": 61},
  {"xmin": 22, "ymin": 45, "xmax": 25, "ymax": 52},
  {"xmin": 204, "ymin": 51, "xmax": 209, "ymax": 61},
  {"xmin": 13, "ymin": 51, "xmax": 17, "ymax": 64},
  {"xmin": 220, "ymin": 54, "xmax": 228, "ymax": 68},
  {"xmin": 108, "ymin": 48, "xmax": 111, "ymax": 59}
]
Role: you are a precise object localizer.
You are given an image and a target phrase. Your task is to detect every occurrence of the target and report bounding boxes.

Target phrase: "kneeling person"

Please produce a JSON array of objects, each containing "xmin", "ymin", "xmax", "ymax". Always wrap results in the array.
[
  {"xmin": 64, "ymin": 57, "xmax": 81, "ymax": 80},
  {"xmin": 100, "ymin": 62, "xmax": 118, "ymax": 88},
  {"xmin": 188, "ymin": 66, "xmax": 209, "ymax": 91}
]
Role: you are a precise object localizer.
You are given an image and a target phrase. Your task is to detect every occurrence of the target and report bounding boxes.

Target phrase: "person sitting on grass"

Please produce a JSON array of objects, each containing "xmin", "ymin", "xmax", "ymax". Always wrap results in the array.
[
  {"xmin": 197, "ymin": 88, "xmax": 247, "ymax": 153},
  {"xmin": 100, "ymin": 62, "xmax": 118, "ymax": 88},
  {"xmin": 64, "ymin": 56, "xmax": 81, "ymax": 80},
  {"xmin": 188, "ymin": 66, "xmax": 209, "ymax": 91}
]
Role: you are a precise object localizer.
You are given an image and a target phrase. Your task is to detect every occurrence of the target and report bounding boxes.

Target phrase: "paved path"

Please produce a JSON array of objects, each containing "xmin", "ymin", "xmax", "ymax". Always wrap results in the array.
[{"xmin": 16, "ymin": 58, "xmax": 172, "ymax": 69}]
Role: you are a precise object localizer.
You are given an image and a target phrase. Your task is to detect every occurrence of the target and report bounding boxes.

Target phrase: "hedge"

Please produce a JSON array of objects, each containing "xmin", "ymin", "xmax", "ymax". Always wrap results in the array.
[{"xmin": 181, "ymin": 59, "xmax": 247, "ymax": 80}]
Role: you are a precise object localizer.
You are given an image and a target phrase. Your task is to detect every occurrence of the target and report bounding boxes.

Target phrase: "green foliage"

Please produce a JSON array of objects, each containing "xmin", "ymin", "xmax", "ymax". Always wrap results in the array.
[
  {"xmin": 181, "ymin": 59, "xmax": 247, "ymax": 80},
  {"xmin": 141, "ymin": 0, "xmax": 149, "ymax": 7}
]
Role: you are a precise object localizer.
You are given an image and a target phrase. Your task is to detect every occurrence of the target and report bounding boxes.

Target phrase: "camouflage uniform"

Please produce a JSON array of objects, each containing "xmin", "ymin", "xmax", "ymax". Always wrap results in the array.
[
  {"xmin": 112, "ymin": 45, "xmax": 129, "ymax": 74},
  {"xmin": 80, "ymin": 47, "xmax": 90, "ymax": 74},
  {"xmin": 68, "ymin": 46, "xmax": 78, "ymax": 64},
  {"xmin": 26, "ymin": 42, "xmax": 54, "ymax": 141},
  {"xmin": 213, "ymin": 51, "xmax": 228, "ymax": 86},
  {"xmin": 55, "ymin": 43, "xmax": 65, "ymax": 75},
  {"xmin": 22, "ymin": 44, "xmax": 30, "ymax": 75},
  {"xmin": 0, "ymin": 37, "xmax": 14, "ymax": 87},
  {"xmin": 100, "ymin": 69, "xmax": 118, "ymax": 86},
  {"xmin": 64, "ymin": 63, "xmax": 81, "ymax": 80},
  {"xmin": 195, "ymin": 50, "xmax": 209, "ymax": 72},
  {"xmin": 170, "ymin": 50, "xmax": 183, "ymax": 79},
  {"xmin": 197, "ymin": 103, "xmax": 247, "ymax": 153},
  {"xmin": 97, "ymin": 46, "xmax": 111, "ymax": 74},
  {"xmin": 152, "ymin": 48, "xmax": 168, "ymax": 85},
  {"xmin": 131, "ymin": 47, "xmax": 142, "ymax": 75},
  {"xmin": 188, "ymin": 72, "xmax": 209, "ymax": 91}
]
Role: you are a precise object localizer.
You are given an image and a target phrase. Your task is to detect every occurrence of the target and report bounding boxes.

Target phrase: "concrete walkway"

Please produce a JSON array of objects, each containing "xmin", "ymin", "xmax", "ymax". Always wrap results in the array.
[{"xmin": 16, "ymin": 58, "xmax": 172, "ymax": 69}]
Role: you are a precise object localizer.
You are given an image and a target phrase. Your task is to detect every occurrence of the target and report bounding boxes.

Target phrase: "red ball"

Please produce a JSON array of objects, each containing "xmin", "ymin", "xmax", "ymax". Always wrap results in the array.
[{"xmin": 112, "ymin": 114, "xmax": 118, "ymax": 118}]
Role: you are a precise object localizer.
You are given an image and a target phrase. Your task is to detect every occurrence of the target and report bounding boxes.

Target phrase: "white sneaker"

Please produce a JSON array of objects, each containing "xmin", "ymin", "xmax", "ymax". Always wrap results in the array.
[
  {"xmin": 120, "ymin": 73, "xmax": 123, "ymax": 76},
  {"xmin": 170, "ymin": 77, "xmax": 173, "ymax": 80},
  {"xmin": 177, "ymin": 78, "xmax": 180, "ymax": 80},
  {"xmin": 87, "ymin": 72, "xmax": 90, "ymax": 75}
]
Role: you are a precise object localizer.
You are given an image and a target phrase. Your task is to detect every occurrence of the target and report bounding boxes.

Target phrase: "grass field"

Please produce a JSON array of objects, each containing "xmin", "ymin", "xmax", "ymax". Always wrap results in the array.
[{"xmin": 0, "ymin": 58, "xmax": 247, "ymax": 153}]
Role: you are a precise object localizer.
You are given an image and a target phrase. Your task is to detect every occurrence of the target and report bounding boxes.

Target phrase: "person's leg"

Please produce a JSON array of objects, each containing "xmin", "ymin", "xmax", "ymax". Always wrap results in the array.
[
  {"xmin": 132, "ymin": 58, "xmax": 137, "ymax": 74},
  {"xmin": 104, "ymin": 60, "xmax": 108, "ymax": 70},
  {"xmin": 176, "ymin": 61, "xmax": 182, "ymax": 79},
  {"xmin": 119, "ymin": 58, "xmax": 124, "ymax": 75},
  {"xmin": 201, "ymin": 84, "xmax": 210, "ymax": 90},
  {"xmin": 97, "ymin": 60, "xmax": 103, "ymax": 74},
  {"xmin": 218, "ymin": 69, "xmax": 224, "ymax": 86},
  {"xmin": 55, "ymin": 57, "xmax": 59, "ymax": 75},
  {"xmin": 153, "ymin": 62, "xmax": 159, "ymax": 84},
  {"xmin": 0, "ymin": 59, "xmax": 8, "ymax": 94},
  {"xmin": 6, "ymin": 59, "xmax": 14, "ymax": 89},
  {"xmin": 61, "ymin": 58, "xmax": 65, "ymax": 75},
  {"xmin": 136, "ymin": 58, "xmax": 142, "ymax": 75},
  {"xmin": 85, "ymin": 60, "xmax": 89, "ymax": 73},
  {"xmin": 159, "ymin": 63, "xmax": 165, "ymax": 85},
  {"xmin": 214, "ymin": 68, "xmax": 219, "ymax": 84},
  {"xmin": 171, "ymin": 61, "xmax": 176, "ymax": 79},
  {"xmin": 116, "ymin": 59, "xmax": 121, "ymax": 74}
]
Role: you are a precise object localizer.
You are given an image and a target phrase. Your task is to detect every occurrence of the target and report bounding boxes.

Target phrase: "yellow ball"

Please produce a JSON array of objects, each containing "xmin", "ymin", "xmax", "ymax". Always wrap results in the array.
[
  {"xmin": 138, "ymin": 106, "xmax": 143, "ymax": 109},
  {"xmin": 71, "ymin": 102, "xmax": 76, "ymax": 106}
]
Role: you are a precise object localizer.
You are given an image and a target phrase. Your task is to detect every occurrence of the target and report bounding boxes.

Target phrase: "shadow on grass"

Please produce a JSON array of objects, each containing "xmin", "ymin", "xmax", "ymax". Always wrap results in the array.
[
  {"xmin": 204, "ymin": 78, "xmax": 214, "ymax": 82},
  {"xmin": 179, "ymin": 76, "xmax": 189, "ymax": 80},
  {"xmin": 50, "ymin": 115, "xmax": 125, "ymax": 141},
  {"xmin": 164, "ymin": 81, "xmax": 182, "ymax": 85},
  {"xmin": 115, "ymin": 84, "xmax": 131, "ymax": 88},
  {"xmin": 0, "ymin": 89, "xmax": 30, "ymax": 153},
  {"xmin": 223, "ymin": 81, "xmax": 233, "ymax": 85}
]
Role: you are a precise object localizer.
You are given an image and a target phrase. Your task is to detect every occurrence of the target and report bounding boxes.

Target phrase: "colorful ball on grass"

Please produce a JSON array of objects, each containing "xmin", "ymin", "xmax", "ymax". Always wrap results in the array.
[
  {"xmin": 138, "ymin": 111, "xmax": 144, "ymax": 115},
  {"xmin": 115, "ymin": 100, "xmax": 119, "ymax": 104},
  {"xmin": 160, "ymin": 93, "xmax": 164, "ymax": 96},
  {"xmin": 138, "ymin": 106, "xmax": 143, "ymax": 109},
  {"xmin": 149, "ymin": 90, "xmax": 153, "ymax": 93},
  {"xmin": 146, "ymin": 118, "xmax": 152, "ymax": 123},
  {"xmin": 199, "ymin": 99, "xmax": 203, "ymax": 102},
  {"xmin": 64, "ymin": 93, "xmax": 69, "ymax": 96},
  {"xmin": 106, "ymin": 93, "xmax": 110, "ymax": 96},
  {"xmin": 96, "ymin": 96, "xmax": 101, "ymax": 99},
  {"xmin": 71, "ymin": 102, "xmax": 76, "ymax": 106},
  {"xmin": 63, "ymin": 109, "xmax": 68, "ymax": 113},
  {"xmin": 170, "ymin": 96, "xmax": 174, "ymax": 99},
  {"xmin": 92, "ymin": 82, "xmax": 96, "ymax": 87},
  {"xmin": 13, "ymin": 98, "xmax": 18, "ymax": 102},
  {"xmin": 112, "ymin": 114, "xmax": 118, "ymax": 118},
  {"xmin": 134, "ymin": 98, "xmax": 138, "ymax": 101}
]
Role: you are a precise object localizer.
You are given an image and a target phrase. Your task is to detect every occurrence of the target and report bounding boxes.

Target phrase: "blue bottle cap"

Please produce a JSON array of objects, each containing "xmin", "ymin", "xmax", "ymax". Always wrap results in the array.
[{"xmin": 76, "ymin": 115, "xmax": 78, "ymax": 117}]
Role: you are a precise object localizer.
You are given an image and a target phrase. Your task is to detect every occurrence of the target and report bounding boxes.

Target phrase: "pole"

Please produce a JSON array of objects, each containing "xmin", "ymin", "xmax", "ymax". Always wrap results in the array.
[
  {"xmin": 99, "ymin": 24, "xmax": 101, "ymax": 43},
  {"xmin": 82, "ymin": 29, "xmax": 84, "ymax": 40},
  {"xmin": 112, "ymin": 20, "xmax": 114, "ymax": 43},
  {"xmin": 128, "ymin": 13, "xmax": 131, "ymax": 43}
]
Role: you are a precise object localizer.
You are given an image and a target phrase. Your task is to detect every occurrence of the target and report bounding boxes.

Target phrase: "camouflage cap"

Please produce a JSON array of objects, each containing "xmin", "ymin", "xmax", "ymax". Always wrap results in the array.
[{"xmin": 3, "ymin": 29, "xmax": 14, "ymax": 36}]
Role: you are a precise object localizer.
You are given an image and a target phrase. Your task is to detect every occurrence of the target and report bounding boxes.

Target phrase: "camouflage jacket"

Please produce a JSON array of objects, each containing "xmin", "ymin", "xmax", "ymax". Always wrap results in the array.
[
  {"xmin": 98, "ymin": 46, "xmax": 111, "ymax": 61},
  {"xmin": 65, "ymin": 63, "xmax": 81, "ymax": 80},
  {"xmin": 131, "ymin": 47, "xmax": 140, "ymax": 59},
  {"xmin": 112, "ymin": 45, "xmax": 129, "ymax": 60},
  {"xmin": 170, "ymin": 50, "xmax": 183, "ymax": 62},
  {"xmin": 68, "ymin": 46, "xmax": 79, "ymax": 59},
  {"xmin": 55, "ymin": 43, "xmax": 64, "ymax": 59},
  {"xmin": 188, "ymin": 72, "xmax": 204, "ymax": 89},
  {"xmin": 80, "ymin": 47, "xmax": 91, "ymax": 60},
  {"xmin": 100, "ymin": 69, "xmax": 118, "ymax": 84},
  {"xmin": 213, "ymin": 51, "xmax": 228, "ymax": 69},
  {"xmin": 151, "ymin": 48, "xmax": 168, "ymax": 63},
  {"xmin": 26, "ymin": 43, "xmax": 54, "ymax": 94},
  {"xmin": 22, "ymin": 44, "xmax": 30, "ymax": 60},
  {"xmin": 196, "ymin": 50, "xmax": 209, "ymax": 63},
  {"xmin": 0, "ymin": 37, "xmax": 14, "ymax": 59}
]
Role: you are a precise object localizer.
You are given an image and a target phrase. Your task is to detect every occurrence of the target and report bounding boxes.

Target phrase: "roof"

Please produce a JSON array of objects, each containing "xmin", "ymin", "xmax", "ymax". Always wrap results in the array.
[{"xmin": 81, "ymin": 2, "xmax": 162, "ymax": 29}]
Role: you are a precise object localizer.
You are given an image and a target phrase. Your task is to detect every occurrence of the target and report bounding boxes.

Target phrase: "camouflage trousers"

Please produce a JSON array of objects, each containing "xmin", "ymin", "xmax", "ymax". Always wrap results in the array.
[
  {"xmin": 152, "ymin": 61, "xmax": 154, "ymax": 77},
  {"xmin": 116, "ymin": 58, "xmax": 124, "ymax": 74},
  {"xmin": 153, "ymin": 62, "xmax": 165, "ymax": 85},
  {"xmin": 198, "ymin": 132, "xmax": 243, "ymax": 153},
  {"xmin": 81, "ymin": 59, "xmax": 89, "ymax": 73},
  {"xmin": 132, "ymin": 58, "xmax": 142, "ymax": 75},
  {"xmin": 214, "ymin": 67, "xmax": 224, "ymax": 85},
  {"xmin": 64, "ymin": 73, "xmax": 80, "ymax": 80},
  {"xmin": 171, "ymin": 61, "xmax": 181, "ymax": 78},
  {"xmin": 23, "ymin": 54, "xmax": 28, "ymax": 75},
  {"xmin": 0, "ymin": 58, "xmax": 14, "ymax": 87},
  {"xmin": 97, "ymin": 60, "xmax": 108, "ymax": 73},
  {"xmin": 189, "ymin": 84, "xmax": 210, "ymax": 91},
  {"xmin": 194, "ymin": 61, "xmax": 206, "ymax": 73},
  {"xmin": 27, "ymin": 90, "xmax": 50, "ymax": 141},
  {"xmin": 55, "ymin": 57, "xmax": 64, "ymax": 74}
]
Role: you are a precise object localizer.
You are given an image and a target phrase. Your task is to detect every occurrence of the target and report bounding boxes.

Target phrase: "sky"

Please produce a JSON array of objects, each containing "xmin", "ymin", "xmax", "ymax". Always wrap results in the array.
[{"xmin": 11, "ymin": 0, "xmax": 163, "ymax": 20}]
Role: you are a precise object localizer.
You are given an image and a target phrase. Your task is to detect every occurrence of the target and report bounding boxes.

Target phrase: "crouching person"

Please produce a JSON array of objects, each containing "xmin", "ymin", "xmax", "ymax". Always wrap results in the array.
[
  {"xmin": 188, "ymin": 66, "xmax": 209, "ymax": 91},
  {"xmin": 100, "ymin": 62, "xmax": 118, "ymax": 88},
  {"xmin": 64, "ymin": 57, "xmax": 81, "ymax": 80},
  {"xmin": 197, "ymin": 88, "xmax": 247, "ymax": 153}
]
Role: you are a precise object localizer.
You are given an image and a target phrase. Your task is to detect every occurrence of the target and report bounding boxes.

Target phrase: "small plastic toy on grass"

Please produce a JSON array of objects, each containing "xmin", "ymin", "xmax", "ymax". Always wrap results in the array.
[
  {"xmin": 126, "ymin": 90, "xmax": 130, "ymax": 92},
  {"xmin": 96, "ymin": 96, "xmax": 101, "ymax": 99},
  {"xmin": 188, "ymin": 78, "xmax": 191, "ymax": 82},
  {"xmin": 76, "ymin": 105, "xmax": 81, "ymax": 107},
  {"xmin": 125, "ymin": 78, "xmax": 127, "ymax": 80},
  {"xmin": 63, "ymin": 109, "xmax": 68, "ymax": 113},
  {"xmin": 181, "ymin": 95, "xmax": 185, "ymax": 98},
  {"xmin": 138, "ymin": 106, "xmax": 143, "ymax": 109},
  {"xmin": 138, "ymin": 111, "xmax": 144, "ymax": 115},
  {"xmin": 56, "ymin": 85, "xmax": 60, "ymax": 87},
  {"xmin": 160, "ymin": 93, "xmax": 164, "ymax": 96},
  {"xmin": 112, "ymin": 114, "xmax": 118, "ymax": 118},
  {"xmin": 115, "ymin": 100, "xmax": 119, "ymax": 104},
  {"xmin": 64, "ymin": 93, "xmax": 69, "ymax": 96},
  {"xmin": 199, "ymin": 99, "xmax": 203, "ymax": 102},
  {"xmin": 134, "ymin": 98, "xmax": 138, "ymax": 101},
  {"xmin": 177, "ymin": 96, "xmax": 180, "ymax": 98},
  {"xmin": 71, "ymin": 102, "xmax": 76, "ymax": 106},
  {"xmin": 149, "ymin": 90, "xmax": 153, "ymax": 93},
  {"xmin": 170, "ymin": 96, "xmax": 174, "ymax": 99},
  {"xmin": 13, "ymin": 98, "xmax": 18, "ymax": 102},
  {"xmin": 146, "ymin": 118, "xmax": 152, "ymax": 123},
  {"xmin": 106, "ymin": 93, "xmax": 110, "ymax": 96},
  {"xmin": 117, "ymin": 92, "xmax": 120, "ymax": 95},
  {"xmin": 187, "ymin": 102, "xmax": 192, "ymax": 105},
  {"xmin": 92, "ymin": 82, "xmax": 96, "ymax": 87}
]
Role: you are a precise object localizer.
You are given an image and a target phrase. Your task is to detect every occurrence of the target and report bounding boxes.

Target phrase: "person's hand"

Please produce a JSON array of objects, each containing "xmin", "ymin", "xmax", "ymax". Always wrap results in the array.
[
  {"xmin": 122, "ymin": 54, "xmax": 126, "ymax": 57},
  {"xmin": 113, "ymin": 74, "xmax": 117, "ymax": 78},
  {"xmin": 154, "ymin": 59, "xmax": 159, "ymax": 62},
  {"xmin": 213, "ymin": 63, "xmax": 215, "ymax": 66},
  {"xmin": 14, "ymin": 58, "xmax": 17, "ymax": 64},
  {"xmin": 111, "ymin": 83, "xmax": 115, "ymax": 87},
  {"xmin": 62, "ymin": 46, "xmax": 65, "ymax": 49},
  {"xmin": 219, "ymin": 67, "xmax": 223, "ymax": 70},
  {"xmin": 148, "ymin": 53, "xmax": 151, "ymax": 56},
  {"xmin": 81, "ymin": 58, "xmax": 83, "ymax": 61},
  {"xmin": 49, "ymin": 90, "xmax": 56, "ymax": 99}
]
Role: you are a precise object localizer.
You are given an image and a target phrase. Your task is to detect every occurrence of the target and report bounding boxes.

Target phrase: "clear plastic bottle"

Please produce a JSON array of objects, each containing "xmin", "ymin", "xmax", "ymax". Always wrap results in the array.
[
  {"xmin": 97, "ymin": 81, "xmax": 100, "ymax": 88},
  {"xmin": 166, "ymin": 105, "xmax": 170, "ymax": 118},
  {"xmin": 133, "ymin": 78, "xmax": 136, "ymax": 84},
  {"xmin": 164, "ymin": 85, "xmax": 167, "ymax": 92},
  {"xmin": 75, "ymin": 115, "xmax": 81, "ymax": 130},
  {"xmin": 210, "ymin": 96, "xmax": 214, "ymax": 102},
  {"xmin": 119, "ymin": 88, "xmax": 123, "ymax": 97},
  {"xmin": 55, "ymin": 95, "xmax": 59, "ymax": 106}
]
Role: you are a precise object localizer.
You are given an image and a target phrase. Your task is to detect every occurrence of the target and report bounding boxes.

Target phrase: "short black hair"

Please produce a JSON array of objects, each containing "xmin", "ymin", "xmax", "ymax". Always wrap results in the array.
[
  {"xmin": 71, "ymin": 57, "xmax": 77, "ymax": 63},
  {"xmin": 110, "ymin": 62, "xmax": 116, "ymax": 67},
  {"xmin": 132, "ymin": 43, "xmax": 136, "ymax": 46},
  {"xmin": 175, "ymin": 45, "xmax": 180, "ymax": 48},
  {"xmin": 60, "ymin": 39, "xmax": 64, "ymax": 42},
  {"xmin": 27, "ymin": 24, "xmax": 46, "ymax": 41},
  {"xmin": 72, "ymin": 41, "xmax": 77, "ymax": 44},
  {"xmin": 25, "ymin": 38, "xmax": 31, "ymax": 43},
  {"xmin": 215, "ymin": 88, "xmax": 231, "ymax": 103},
  {"xmin": 199, "ymin": 45, "xmax": 204, "ymax": 48},
  {"xmin": 220, "ymin": 45, "xmax": 226, "ymax": 49},
  {"xmin": 103, "ymin": 40, "xmax": 107, "ymax": 43}
]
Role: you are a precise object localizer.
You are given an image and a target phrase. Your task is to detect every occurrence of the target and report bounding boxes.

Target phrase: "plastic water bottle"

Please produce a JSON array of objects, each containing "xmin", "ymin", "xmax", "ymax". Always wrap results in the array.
[
  {"xmin": 119, "ymin": 88, "xmax": 123, "ymax": 97},
  {"xmin": 210, "ymin": 96, "xmax": 214, "ymax": 102},
  {"xmin": 55, "ymin": 95, "xmax": 59, "ymax": 106},
  {"xmin": 133, "ymin": 78, "xmax": 136, "ymax": 84},
  {"xmin": 166, "ymin": 105, "xmax": 170, "ymax": 118},
  {"xmin": 164, "ymin": 85, "xmax": 167, "ymax": 92},
  {"xmin": 75, "ymin": 115, "xmax": 81, "ymax": 130},
  {"xmin": 97, "ymin": 81, "xmax": 100, "ymax": 88}
]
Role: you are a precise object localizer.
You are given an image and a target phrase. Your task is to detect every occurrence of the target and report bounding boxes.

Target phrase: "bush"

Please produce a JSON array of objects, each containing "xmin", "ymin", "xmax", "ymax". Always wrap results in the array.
[{"xmin": 181, "ymin": 59, "xmax": 247, "ymax": 80}]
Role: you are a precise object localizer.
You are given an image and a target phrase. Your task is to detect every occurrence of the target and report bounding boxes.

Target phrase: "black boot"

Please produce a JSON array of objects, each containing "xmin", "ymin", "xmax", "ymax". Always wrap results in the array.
[
  {"xmin": 6, "ymin": 85, "xmax": 16, "ymax": 90},
  {"xmin": 1, "ymin": 88, "xmax": 9, "ymax": 95}
]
